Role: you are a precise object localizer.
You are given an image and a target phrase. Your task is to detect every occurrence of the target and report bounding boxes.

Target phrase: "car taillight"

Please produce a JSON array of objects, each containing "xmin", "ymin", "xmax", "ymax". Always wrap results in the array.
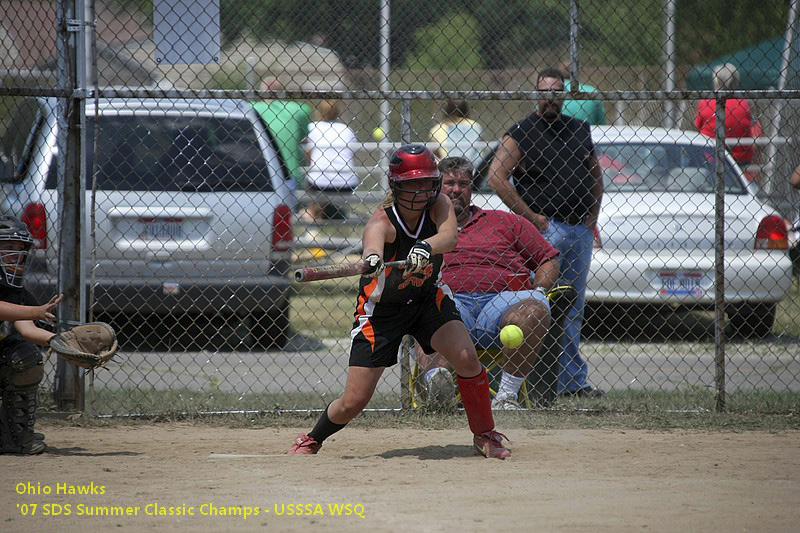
[
  {"xmin": 754, "ymin": 215, "xmax": 788, "ymax": 250},
  {"xmin": 593, "ymin": 225, "xmax": 602, "ymax": 249},
  {"xmin": 21, "ymin": 203, "xmax": 47, "ymax": 249},
  {"xmin": 272, "ymin": 204, "xmax": 293, "ymax": 252}
]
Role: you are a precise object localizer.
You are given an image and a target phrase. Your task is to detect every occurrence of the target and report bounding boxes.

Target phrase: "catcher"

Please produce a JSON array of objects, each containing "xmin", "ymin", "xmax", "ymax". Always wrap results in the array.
[{"xmin": 0, "ymin": 216, "xmax": 117, "ymax": 455}]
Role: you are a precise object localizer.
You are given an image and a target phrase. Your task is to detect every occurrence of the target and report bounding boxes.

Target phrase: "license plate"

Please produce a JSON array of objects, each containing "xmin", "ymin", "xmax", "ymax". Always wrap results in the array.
[
  {"xmin": 139, "ymin": 218, "xmax": 184, "ymax": 240},
  {"xmin": 657, "ymin": 271, "xmax": 705, "ymax": 297}
]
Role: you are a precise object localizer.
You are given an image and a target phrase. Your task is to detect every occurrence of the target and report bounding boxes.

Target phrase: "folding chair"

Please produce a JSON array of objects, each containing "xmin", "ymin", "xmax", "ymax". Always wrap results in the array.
[{"xmin": 400, "ymin": 285, "xmax": 577, "ymax": 410}]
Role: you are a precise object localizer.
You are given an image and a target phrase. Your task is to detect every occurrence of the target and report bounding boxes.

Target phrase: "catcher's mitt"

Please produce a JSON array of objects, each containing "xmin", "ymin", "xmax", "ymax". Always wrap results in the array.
[{"xmin": 49, "ymin": 322, "xmax": 118, "ymax": 369}]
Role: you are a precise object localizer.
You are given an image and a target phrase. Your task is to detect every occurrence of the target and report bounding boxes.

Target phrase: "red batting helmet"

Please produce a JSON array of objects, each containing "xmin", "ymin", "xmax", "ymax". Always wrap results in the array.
[{"xmin": 388, "ymin": 144, "xmax": 441, "ymax": 211}]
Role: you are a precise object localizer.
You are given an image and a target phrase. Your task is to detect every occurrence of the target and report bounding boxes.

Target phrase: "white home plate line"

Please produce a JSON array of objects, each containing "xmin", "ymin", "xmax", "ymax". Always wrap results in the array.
[{"xmin": 207, "ymin": 453, "xmax": 288, "ymax": 460}]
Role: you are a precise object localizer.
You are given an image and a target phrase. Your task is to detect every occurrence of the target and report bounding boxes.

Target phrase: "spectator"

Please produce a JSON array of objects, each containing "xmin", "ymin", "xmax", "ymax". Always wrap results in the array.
[
  {"xmin": 419, "ymin": 156, "xmax": 561, "ymax": 411},
  {"xmin": 487, "ymin": 67, "xmax": 604, "ymax": 398},
  {"xmin": 252, "ymin": 79, "xmax": 314, "ymax": 192},
  {"xmin": 289, "ymin": 145, "xmax": 510, "ymax": 459},
  {"xmin": 429, "ymin": 99, "xmax": 484, "ymax": 168},
  {"xmin": 694, "ymin": 63, "xmax": 755, "ymax": 167},
  {"xmin": 560, "ymin": 62, "xmax": 606, "ymax": 125},
  {"xmin": 790, "ymin": 164, "xmax": 800, "ymax": 277},
  {"xmin": 791, "ymin": 163, "xmax": 800, "ymax": 190},
  {"xmin": 301, "ymin": 99, "xmax": 360, "ymax": 222}
]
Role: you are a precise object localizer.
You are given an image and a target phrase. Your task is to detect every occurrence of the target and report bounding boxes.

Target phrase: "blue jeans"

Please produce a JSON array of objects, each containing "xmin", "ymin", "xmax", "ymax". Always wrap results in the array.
[
  {"xmin": 543, "ymin": 220, "xmax": 594, "ymax": 393},
  {"xmin": 452, "ymin": 291, "xmax": 550, "ymax": 350}
]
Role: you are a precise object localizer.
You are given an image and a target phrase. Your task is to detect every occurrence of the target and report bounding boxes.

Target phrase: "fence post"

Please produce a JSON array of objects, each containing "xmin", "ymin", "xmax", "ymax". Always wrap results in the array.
[
  {"xmin": 400, "ymin": 97, "xmax": 412, "ymax": 145},
  {"xmin": 53, "ymin": 0, "xmax": 86, "ymax": 411},
  {"xmin": 714, "ymin": 97, "xmax": 727, "ymax": 412},
  {"xmin": 569, "ymin": 0, "xmax": 580, "ymax": 90},
  {"xmin": 378, "ymin": 0, "xmax": 392, "ymax": 190},
  {"xmin": 663, "ymin": 0, "xmax": 677, "ymax": 128}
]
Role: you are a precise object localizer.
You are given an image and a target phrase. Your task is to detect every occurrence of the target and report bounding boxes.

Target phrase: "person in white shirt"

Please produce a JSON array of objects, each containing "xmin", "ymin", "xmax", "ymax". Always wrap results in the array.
[
  {"xmin": 429, "ymin": 99, "xmax": 484, "ymax": 169},
  {"xmin": 302, "ymin": 100, "xmax": 360, "ymax": 222}
]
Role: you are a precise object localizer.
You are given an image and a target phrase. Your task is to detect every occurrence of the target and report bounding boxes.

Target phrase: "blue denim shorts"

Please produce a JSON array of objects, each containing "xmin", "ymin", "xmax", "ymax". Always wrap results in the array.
[{"xmin": 452, "ymin": 291, "xmax": 550, "ymax": 350}]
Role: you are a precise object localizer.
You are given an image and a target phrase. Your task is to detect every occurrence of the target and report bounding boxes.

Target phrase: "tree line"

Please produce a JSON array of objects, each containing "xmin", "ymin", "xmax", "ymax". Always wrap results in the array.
[{"xmin": 115, "ymin": 0, "xmax": 788, "ymax": 69}]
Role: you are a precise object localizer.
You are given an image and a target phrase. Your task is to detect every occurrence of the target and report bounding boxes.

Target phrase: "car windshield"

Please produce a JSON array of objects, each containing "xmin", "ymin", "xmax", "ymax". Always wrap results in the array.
[
  {"xmin": 46, "ymin": 114, "xmax": 274, "ymax": 192},
  {"xmin": 595, "ymin": 143, "xmax": 746, "ymax": 194}
]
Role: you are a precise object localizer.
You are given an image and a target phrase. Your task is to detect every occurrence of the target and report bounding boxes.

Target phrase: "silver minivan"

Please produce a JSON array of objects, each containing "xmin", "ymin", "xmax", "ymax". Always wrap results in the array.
[{"xmin": 0, "ymin": 97, "xmax": 294, "ymax": 348}]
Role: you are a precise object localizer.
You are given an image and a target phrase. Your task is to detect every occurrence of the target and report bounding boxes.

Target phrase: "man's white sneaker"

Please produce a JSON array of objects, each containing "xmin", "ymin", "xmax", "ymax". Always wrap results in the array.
[
  {"xmin": 491, "ymin": 391, "xmax": 522, "ymax": 410},
  {"xmin": 426, "ymin": 368, "xmax": 456, "ymax": 412}
]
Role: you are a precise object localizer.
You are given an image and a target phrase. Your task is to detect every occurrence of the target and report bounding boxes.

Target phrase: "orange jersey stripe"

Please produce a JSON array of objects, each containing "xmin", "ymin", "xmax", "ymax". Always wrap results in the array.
[
  {"xmin": 362, "ymin": 319, "xmax": 376, "ymax": 351},
  {"xmin": 436, "ymin": 288, "xmax": 445, "ymax": 310},
  {"xmin": 355, "ymin": 294, "xmax": 367, "ymax": 316},
  {"xmin": 357, "ymin": 278, "xmax": 379, "ymax": 313}
]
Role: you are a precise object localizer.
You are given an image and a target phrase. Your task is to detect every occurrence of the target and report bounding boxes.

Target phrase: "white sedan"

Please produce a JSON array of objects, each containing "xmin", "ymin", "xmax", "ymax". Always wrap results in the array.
[{"xmin": 473, "ymin": 126, "xmax": 793, "ymax": 338}]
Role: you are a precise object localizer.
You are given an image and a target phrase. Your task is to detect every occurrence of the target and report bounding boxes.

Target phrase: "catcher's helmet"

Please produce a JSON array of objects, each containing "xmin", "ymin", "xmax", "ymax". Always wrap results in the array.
[
  {"xmin": 388, "ymin": 144, "xmax": 441, "ymax": 211},
  {"xmin": 0, "ymin": 215, "xmax": 34, "ymax": 288}
]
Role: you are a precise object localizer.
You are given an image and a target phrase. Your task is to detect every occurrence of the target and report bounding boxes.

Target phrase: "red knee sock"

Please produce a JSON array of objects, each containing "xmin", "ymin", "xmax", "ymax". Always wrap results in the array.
[{"xmin": 456, "ymin": 368, "xmax": 495, "ymax": 436}]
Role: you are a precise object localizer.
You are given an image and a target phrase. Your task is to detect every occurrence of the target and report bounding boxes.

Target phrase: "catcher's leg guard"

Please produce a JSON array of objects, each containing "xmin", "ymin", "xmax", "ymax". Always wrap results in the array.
[
  {"xmin": 456, "ymin": 368, "xmax": 495, "ymax": 436},
  {"xmin": 0, "ymin": 339, "xmax": 46, "ymax": 455},
  {"xmin": 1, "ymin": 386, "xmax": 45, "ymax": 454}
]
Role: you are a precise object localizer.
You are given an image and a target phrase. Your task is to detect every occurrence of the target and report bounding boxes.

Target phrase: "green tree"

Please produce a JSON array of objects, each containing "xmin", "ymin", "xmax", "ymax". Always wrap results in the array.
[
  {"xmin": 404, "ymin": 12, "xmax": 482, "ymax": 71},
  {"xmin": 471, "ymin": 0, "xmax": 568, "ymax": 69},
  {"xmin": 675, "ymin": 0, "xmax": 788, "ymax": 65},
  {"xmin": 113, "ymin": 0, "xmax": 790, "ymax": 70},
  {"xmin": 581, "ymin": 1, "xmax": 663, "ymax": 67}
]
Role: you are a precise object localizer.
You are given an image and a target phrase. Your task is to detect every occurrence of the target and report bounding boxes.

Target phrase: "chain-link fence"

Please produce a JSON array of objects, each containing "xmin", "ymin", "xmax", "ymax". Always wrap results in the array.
[{"xmin": 1, "ymin": 0, "xmax": 798, "ymax": 417}]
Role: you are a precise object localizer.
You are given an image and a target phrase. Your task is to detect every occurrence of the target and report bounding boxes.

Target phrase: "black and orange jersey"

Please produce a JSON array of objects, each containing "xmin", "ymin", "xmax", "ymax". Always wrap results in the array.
[{"xmin": 356, "ymin": 205, "xmax": 443, "ymax": 306}]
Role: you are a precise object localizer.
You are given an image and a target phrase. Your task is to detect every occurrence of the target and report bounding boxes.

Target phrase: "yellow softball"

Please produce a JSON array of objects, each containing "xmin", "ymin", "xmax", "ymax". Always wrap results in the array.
[{"xmin": 499, "ymin": 325, "xmax": 524, "ymax": 349}]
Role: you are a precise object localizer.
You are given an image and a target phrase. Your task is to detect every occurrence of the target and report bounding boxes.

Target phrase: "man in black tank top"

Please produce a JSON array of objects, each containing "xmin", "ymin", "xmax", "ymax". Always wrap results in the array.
[
  {"xmin": 487, "ymin": 67, "xmax": 605, "ymax": 398},
  {"xmin": 289, "ymin": 145, "xmax": 511, "ymax": 459}
]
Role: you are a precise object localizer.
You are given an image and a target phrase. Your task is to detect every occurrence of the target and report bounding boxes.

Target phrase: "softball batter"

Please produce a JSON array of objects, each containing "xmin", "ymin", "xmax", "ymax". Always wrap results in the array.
[{"xmin": 289, "ymin": 144, "xmax": 510, "ymax": 459}]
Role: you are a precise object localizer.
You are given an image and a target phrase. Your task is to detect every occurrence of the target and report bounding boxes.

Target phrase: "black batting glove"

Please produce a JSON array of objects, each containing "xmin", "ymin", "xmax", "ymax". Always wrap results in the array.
[
  {"xmin": 406, "ymin": 240, "xmax": 432, "ymax": 274},
  {"xmin": 363, "ymin": 254, "xmax": 385, "ymax": 278}
]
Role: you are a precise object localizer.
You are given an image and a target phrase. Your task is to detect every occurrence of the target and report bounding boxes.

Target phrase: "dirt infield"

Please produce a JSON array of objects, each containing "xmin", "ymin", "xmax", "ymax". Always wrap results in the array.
[{"xmin": 1, "ymin": 422, "xmax": 798, "ymax": 532}]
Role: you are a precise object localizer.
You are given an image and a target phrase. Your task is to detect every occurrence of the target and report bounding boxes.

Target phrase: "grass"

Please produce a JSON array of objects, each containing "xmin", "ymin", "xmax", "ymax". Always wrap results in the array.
[
  {"xmin": 775, "ymin": 275, "xmax": 800, "ymax": 337},
  {"xmin": 39, "ymin": 388, "xmax": 800, "ymax": 433},
  {"xmin": 40, "ymin": 386, "xmax": 800, "ymax": 421},
  {"xmin": 291, "ymin": 291, "xmax": 358, "ymax": 339},
  {"xmin": 289, "ymin": 275, "xmax": 800, "ymax": 342}
]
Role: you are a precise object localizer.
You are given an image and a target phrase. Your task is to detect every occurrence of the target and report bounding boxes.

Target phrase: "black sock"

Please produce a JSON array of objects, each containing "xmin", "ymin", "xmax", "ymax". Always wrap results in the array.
[{"xmin": 308, "ymin": 405, "xmax": 347, "ymax": 444}]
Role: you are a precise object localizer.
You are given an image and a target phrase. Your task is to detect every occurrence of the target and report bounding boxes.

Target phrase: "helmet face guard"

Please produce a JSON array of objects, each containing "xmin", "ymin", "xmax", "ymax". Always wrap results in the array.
[
  {"xmin": 389, "ymin": 144, "xmax": 441, "ymax": 212},
  {"xmin": 0, "ymin": 216, "xmax": 34, "ymax": 288},
  {"xmin": 390, "ymin": 177, "xmax": 442, "ymax": 211}
]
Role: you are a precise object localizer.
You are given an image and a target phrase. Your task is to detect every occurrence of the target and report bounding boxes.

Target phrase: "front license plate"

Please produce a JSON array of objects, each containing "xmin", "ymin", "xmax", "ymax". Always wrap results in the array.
[
  {"xmin": 139, "ymin": 218, "xmax": 184, "ymax": 240},
  {"xmin": 657, "ymin": 271, "xmax": 705, "ymax": 297}
]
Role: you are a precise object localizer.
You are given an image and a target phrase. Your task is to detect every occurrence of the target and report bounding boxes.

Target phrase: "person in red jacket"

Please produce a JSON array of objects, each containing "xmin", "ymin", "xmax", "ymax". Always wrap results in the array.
[{"xmin": 694, "ymin": 63, "xmax": 756, "ymax": 166}]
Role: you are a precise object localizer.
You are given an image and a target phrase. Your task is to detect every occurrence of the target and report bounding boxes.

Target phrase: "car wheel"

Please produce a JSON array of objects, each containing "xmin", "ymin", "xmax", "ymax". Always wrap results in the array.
[
  {"xmin": 251, "ymin": 304, "xmax": 289, "ymax": 350},
  {"xmin": 726, "ymin": 302, "xmax": 776, "ymax": 339}
]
